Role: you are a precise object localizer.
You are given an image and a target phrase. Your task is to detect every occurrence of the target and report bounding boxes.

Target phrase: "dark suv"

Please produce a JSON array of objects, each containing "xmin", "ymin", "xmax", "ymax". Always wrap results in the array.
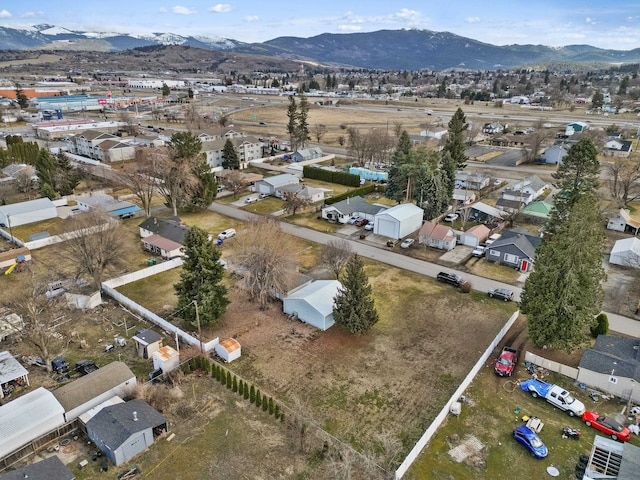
[
  {"xmin": 75, "ymin": 359, "xmax": 99, "ymax": 376},
  {"xmin": 51, "ymin": 356, "xmax": 70, "ymax": 374},
  {"xmin": 437, "ymin": 271, "xmax": 464, "ymax": 287}
]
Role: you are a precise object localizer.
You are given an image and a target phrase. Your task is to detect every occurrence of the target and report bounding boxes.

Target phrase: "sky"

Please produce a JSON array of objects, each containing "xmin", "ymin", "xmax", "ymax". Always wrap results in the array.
[{"xmin": 1, "ymin": 1, "xmax": 639, "ymax": 50}]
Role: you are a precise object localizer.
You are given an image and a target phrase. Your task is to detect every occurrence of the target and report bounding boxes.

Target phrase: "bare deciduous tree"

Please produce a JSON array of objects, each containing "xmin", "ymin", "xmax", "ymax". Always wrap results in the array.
[
  {"xmin": 313, "ymin": 123, "xmax": 328, "ymax": 143},
  {"xmin": 230, "ymin": 217, "xmax": 298, "ymax": 309},
  {"xmin": 605, "ymin": 157, "xmax": 640, "ymax": 206},
  {"xmin": 154, "ymin": 147, "xmax": 199, "ymax": 216},
  {"xmin": 320, "ymin": 239, "xmax": 353, "ymax": 279},
  {"xmin": 118, "ymin": 110, "xmax": 137, "ymax": 136},
  {"xmin": 282, "ymin": 191, "xmax": 311, "ymax": 216},
  {"xmin": 221, "ymin": 170, "xmax": 248, "ymax": 199},
  {"xmin": 113, "ymin": 148, "xmax": 161, "ymax": 217},
  {"xmin": 60, "ymin": 210, "xmax": 131, "ymax": 290},
  {"xmin": 14, "ymin": 170, "xmax": 36, "ymax": 195}
]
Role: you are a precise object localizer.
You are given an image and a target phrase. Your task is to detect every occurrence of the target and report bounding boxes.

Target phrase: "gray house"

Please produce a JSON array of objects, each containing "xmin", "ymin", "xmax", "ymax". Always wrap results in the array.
[
  {"xmin": 321, "ymin": 196, "xmax": 386, "ymax": 224},
  {"xmin": 485, "ymin": 231, "xmax": 538, "ymax": 272},
  {"xmin": 254, "ymin": 173, "xmax": 300, "ymax": 195},
  {"xmin": 0, "ymin": 456, "xmax": 74, "ymax": 480},
  {"xmin": 577, "ymin": 336, "xmax": 640, "ymax": 403},
  {"xmin": 540, "ymin": 145, "xmax": 568, "ymax": 165},
  {"xmin": 291, "ymin": 147, "xmax": 323, "ymax": 162},
  {"xmin": 283, "ymin": 280, "xmax": 341, "ymax": 331},
  {"xmin": 86, "ymin": 399, "xmax": 168, "ymax": 466}
]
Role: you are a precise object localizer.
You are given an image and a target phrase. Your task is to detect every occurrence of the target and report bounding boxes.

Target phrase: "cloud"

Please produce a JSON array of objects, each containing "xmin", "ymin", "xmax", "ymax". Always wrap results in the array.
[
  {"xmin": 0, "ymin": 10, "xmax": 12, "ymax": 19},
  {"xmin": 465, "ymin": 17, "xmax": 480, "ymax": 24},
  {"xmin": 337, "ymin": 25, "xmax": 362, "ymax": 32},
  {"xmin": 244, "ymin": 16, "xmax": 259, "ymax": 23},
  {"xmin": 392, "ymin": 8, "xmax": 421, "ymax": 22},
  {"xmin": 585, "ymin": 17, "xmax": 598, "ymax": 25},
  {"xmin": 21, "ymin": 11, "xmax": 44, "ymax": 19},
  {"xmin": 172, "ymin": 6, "xmax": 197, "ymax": 15},
  {"xmin": 208, "ymin": 4, "xmax": 233, "ymax": 13}
]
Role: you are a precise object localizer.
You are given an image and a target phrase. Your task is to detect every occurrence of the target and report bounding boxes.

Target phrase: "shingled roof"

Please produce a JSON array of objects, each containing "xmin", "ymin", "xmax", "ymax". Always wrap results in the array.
[
  {"xmin": 579, "ymin": 336, "xmax": 640, "ymax": 381},
  {"xmin": 139, "ymin": 216, "xmax": 188, "ymax": 245}
]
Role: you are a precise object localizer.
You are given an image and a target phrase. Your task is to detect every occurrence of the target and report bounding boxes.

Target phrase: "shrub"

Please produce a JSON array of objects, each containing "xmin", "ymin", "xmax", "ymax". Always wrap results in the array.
[
  {"xmin": 226, "ymin": 371, "xmax": 232, "ymax": 389},
  {"xmin": 219, "ymin": 369, "xmax": 226, "ymax": 385},
  {"xmin": 238, "ymin": 379, "xmax": 243, "ymax": 395},
  {"xmin": 324, "ymin": 184, "xmax": 376, "ymax": 205},
  {"xmin": 183, "ymin": 362, "xmax": 191, "ymax": 374},
  {"xmin": 243, "ymin": 383, "xmax": 249, "ymax": 400},
  {"xmin": 591, "ymin": 313, "xmax": 609, "ymax": 338},
  {"xmin": 232, "ymin": 376, "xmax": 238, "ymax": 393},
  {"xmin": 268, "ymin": 397, "xmax": 274, "ymax": 415},
  {"xmin": 460, "ymin": 281, "xmax": 472, "ymax": 293},
  {"xmin": 262, "ymin": 394, "xmax": 268, "ymax": 412},
  {"xmin": 255, "ymin": 390, "xmax": 262, "ymax": 408},
  {"xmin": 303, "ymin": 166, "xmax": 360, "ymax": 187},
  {"xmin": 250, "ymin": 385, "xmax": 255, "ymax": 403},
  {"xmin": 274, "ymin": 404, "xmax": 280, "ymax": 419}
]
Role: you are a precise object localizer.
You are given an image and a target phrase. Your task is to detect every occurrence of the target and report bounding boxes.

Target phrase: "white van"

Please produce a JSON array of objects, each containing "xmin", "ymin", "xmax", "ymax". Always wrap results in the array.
[{"xmin": 218, "ymin": 228, "xmax": 236, "ymax": 240}]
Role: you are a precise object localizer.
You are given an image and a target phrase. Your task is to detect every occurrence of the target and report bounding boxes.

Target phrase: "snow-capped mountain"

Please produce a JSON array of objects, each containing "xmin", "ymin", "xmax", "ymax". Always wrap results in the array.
[{"xmin": 0, "ymin": 24, "xmax": 245, "ymax": 51}]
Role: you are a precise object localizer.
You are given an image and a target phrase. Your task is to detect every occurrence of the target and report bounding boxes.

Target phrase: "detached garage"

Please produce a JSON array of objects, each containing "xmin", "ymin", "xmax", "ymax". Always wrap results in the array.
[
  {"xmin": 373, "ymin": 203, "xmax": 424, "ymax": 239},
  {"xmin": 0, "ymin": 198, "xmax": 57, "ymax": 228},
  {"xmin": 283, "ymin": 280, "xmax": 341, "ymax": 331},
  {"xmin": 86, "ymin": 399, "xmax": 168, "ymax": 466},
  {"xmin": 215, "ymin": 338, "xmax": 241, "ymax": 363}
]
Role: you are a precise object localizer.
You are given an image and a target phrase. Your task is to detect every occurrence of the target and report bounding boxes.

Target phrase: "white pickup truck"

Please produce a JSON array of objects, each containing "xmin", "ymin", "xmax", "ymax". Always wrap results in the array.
[{"xmin": 519, "ymin": 379, "xmax": 586, "ymax": 417}]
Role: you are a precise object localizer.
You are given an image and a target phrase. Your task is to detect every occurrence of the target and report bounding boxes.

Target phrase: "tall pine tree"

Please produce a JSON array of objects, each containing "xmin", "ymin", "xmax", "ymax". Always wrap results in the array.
[
  {"xmin": 520, "ymin": 193, "xmax": 605, "ymax": 352},
  {"xmin": 333, "ymin": 254, "xmax": 379, "ymax": 334},
  {"xmin": 441, "ymin": 107, "xmax": 468, "ymax": 200},
  {"xmin": 174, "ymin": 226, "xmax": 229, "ymax": 327},
  {"xmin": 221, "ymin": 139, "xmax": 240, "ymax": 170}
]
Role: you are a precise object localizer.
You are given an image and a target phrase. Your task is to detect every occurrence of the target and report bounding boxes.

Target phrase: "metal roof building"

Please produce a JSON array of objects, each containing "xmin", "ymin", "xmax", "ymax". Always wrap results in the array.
[
  {"xmin": 0, "ymin": 198, "xmax": 57, "ymax": 228},
  {"xmin": 283, "ymin": 280, "xmax": 342, "ymax": 331}
]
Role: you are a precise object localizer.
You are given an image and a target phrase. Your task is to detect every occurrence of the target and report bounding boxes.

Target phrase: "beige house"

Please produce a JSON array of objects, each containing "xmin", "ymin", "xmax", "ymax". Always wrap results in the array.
[{"xmin": 418, "ymin": 221, "xmax": 456, "ymax": 250}]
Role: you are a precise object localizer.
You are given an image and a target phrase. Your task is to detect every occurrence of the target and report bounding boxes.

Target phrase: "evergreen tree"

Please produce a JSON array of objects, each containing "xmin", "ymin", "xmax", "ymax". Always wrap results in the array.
[
  {"xmin": 14, "ymin": 83, "xmax": 29, "ymax": 108},
  {"xmin": 191, "ymin": 161, "xmax": 217, "ymax": 210},
  {"xmin": 520, "ymin": 193, "xmax": 606, "ymax": 352},
  {"xmin": 243, "ymin": 383, "xmax": 249, "ymax": 400},
  {"xmin": 286, "ymin": 96, "xmax": 298, "ymax": 150},
  {"xmin": 333, "ymin": 254, "xmax": 379, "ymax": 334},
  {"xmin": 591, "ymin": 91, "xmax": 604, "ymax": 110},
  {"xmin": 35, "ymin": 149, "xmax": 56, "ymax": 191},
  {"xmin": 174, "ymin": 226, "xmax": 229, "ymax": 327},
  {"xmin": 255, "ymin": 389, "xmax": 262, "ymax": 407},
  {"xmin": 221, "ymin": 139, "xmax": 240, "ymax": 170},
  {"xmin": 296, "ymin": 93, "xmax": 310, "ymax": 149},
  {"xmin": 548, "ymin": 136, "xmax": 600, "ymax": 232},
  {"xmin": 52, "ymin": 152, "xmax": 79, "ymax": 196},
  {"xmin": 226, "ymin": 371, "xmax": 232, "ymax": 389},
  {"xmin": 238, "ymin": 379, "xmax": 244, "ymax": 395},
  {"xmin": 268, "ymin": 397, "xmax": 274, "ymax": 415},
  {"xmin": 250, "ymin": 385, "xmax": 255, "ymax": 403},
  {"xmin": 232, "ymin": 375, "xmax": 238, "ymax": 392},
  {"xmin": 441, "ymin": 107, "xmax": 468, "ymax": 199},
  {"xmin": 385, "ymin": 130, "xmax": 412, "ymax": 202},
  {"xmin": 262, "ymin": 394, "xmax": 268, "ymax": 412},
  {"xmin": 162, "ymin": 83, "xmax": 171, "ymax": 97}
]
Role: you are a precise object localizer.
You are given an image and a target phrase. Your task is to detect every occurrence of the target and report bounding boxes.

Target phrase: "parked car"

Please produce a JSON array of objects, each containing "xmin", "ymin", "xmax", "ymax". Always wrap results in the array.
[
  {"xmin": 494, "ymin": 178, "xmax": 502, "ymax": 186},
  {"xmin": 347, "ymin": 216, "xmax": 360, "ymax": 225},
  {"xmin": 488, "ymin": 288, "xmax": 514, "ymax": 301},
  {"xmin": 400, "ymin": 238, "xmax": 415, "ymax": 249},
  {"xmin": 436, "ymin": 271, "xmax": 464, "ymax": 287},
  {"xmin": 513, "ymin": 425, "xmax": 548, "ymax": 458},
  {"xmin": 494, "ymin": 347, "xmax": 518, "ymax": 376},
  {"xmin": 443, "ymin": 213, "xmax": 459, "ymax": 222},
  {"xmin": 364, "ymin": 223, "xmax": 374, "ymax": 231},
  {"xmin": 244, "ymin": 197, "xmax": 258, "ymax": 204},
  {"xmin": 355, "ymin": 218, "xmax": 369, "ymax": 227},
  {"xmin": 258, "ymin": 193, "xmax": 269, "ymax": 199},
  {"xmin": 485, "ymin": 233, "xmax": 502, "ymax": 246},
  {"xmin": 582, "ymin": 411, "xmax": 631, "ymax": 442},
  {"xmin": 218, "ymin": 228, "xmax": 236, "ymax": 240},
  {"xmin": 75, "ymin": 359, "xmax": 99, "ymax": 376},
  {"xmin": 51, "ymin": 356, "xmax": 70, "ymax": 374},
  {"xmin": 472, "ymin": 245, "xmax": 486, "ymax": 257}
]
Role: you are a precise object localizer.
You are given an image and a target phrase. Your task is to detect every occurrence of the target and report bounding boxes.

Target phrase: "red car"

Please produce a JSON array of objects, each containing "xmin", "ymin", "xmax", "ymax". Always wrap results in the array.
[
  {"xmin": 494, "ymin": 347, "xmax": 518, "ymax": 376},
  {"xmin": 581, "ymin": 411, "xmax": 631, "ymax": 442},
  {"xmin": 354, "ymin": 218, "xmax": 369, "ymax": 227}
]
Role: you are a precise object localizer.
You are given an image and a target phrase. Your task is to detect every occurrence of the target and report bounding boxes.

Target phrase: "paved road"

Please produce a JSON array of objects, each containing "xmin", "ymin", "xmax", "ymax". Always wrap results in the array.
[{"xmin": 209, "ymin": 202, "xmax": 640, "ymax": 337}]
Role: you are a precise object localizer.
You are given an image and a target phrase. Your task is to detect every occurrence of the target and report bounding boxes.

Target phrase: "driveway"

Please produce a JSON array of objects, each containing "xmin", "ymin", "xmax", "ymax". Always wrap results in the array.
[{"xmin": 208, "ymin": 202, "xmax": 640, "ymax": 337}]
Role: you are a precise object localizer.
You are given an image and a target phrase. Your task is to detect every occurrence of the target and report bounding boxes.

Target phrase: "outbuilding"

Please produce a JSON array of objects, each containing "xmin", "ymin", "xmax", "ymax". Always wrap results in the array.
[
  {"xmin": 152, "ymin": 345, "xmax": 180, "ymax": 373},
  {"xmin": 253, "ymin": 173, "xmax": 300, "ymax": 196},
  {"xmin": 373, "ymin": 203, "xmax": 424, "ymax": 239},
  {"xmin": 0, "ymin": 387, "xmax": 65, "ymax": 459},
  {"xmin": 131, "ymin": 328, "xmax": 163, "ymax": 359},
  {"xmin": 0, "ymin": 351, "xmax": 30, "ymax": 399},
  {"xmin": 86, "ymin": 398, "xmax": 168, "ymax": 466},
  {"xmin": 52, "ymin": 361, "xmax": 137, "ymax": 422},
  {"xmin": 609, "ymin": 237, "xmax": 640, "ymax": 268},
  {"xmin": 283, "ymin": 280, "xmax": 341, "ymax": 331},
  {"xmin": 0, "ymin": 198, "xmax": 57, "ymax": 228},
  {"xmin": 214, "ymin": 338, "xmax": 241, "ymax": 363}
]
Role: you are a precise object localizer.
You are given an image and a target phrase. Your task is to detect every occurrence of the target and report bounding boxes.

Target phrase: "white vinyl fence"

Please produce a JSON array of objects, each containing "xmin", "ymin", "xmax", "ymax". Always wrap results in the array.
[
  {"xmin": 395, "ymin": 310, "xmax": 520, "ymax": 479},
  {"xmin": 101, "ymin": 258, "xmax": 218, "ymax": 352},
  {"xmin": 524, "ymin": 351, "xmax": 579, "ymax": 379}
]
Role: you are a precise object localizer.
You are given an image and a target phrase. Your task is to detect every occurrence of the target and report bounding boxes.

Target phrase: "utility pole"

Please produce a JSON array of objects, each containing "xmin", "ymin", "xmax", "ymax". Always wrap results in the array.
[
  {"xmin": 7, "ymin": 214, "xmax": 13, "ymax": 245},
  {"xmin": 194, "ymin": 300, "xmax": 203, "ymax": 353}
]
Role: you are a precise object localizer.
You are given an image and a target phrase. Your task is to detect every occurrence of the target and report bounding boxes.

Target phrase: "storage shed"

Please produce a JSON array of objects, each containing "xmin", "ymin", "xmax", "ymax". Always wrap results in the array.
[
  {"xmin": 52, "ymin": 361, "xmax": 137, "ymax": 422},
  {"xmin": 0, "ymin": 198, "xmax": 57, "ymax": 228},
  {"xmin": 0, "ymin": 351, "xmax": 30, "ymax": 399},
  {"xmin": 0, "ymin": 387, "xmax": 65, "ymax": 459},
  {"xmin": 86, "ymin": 399, "xmax": 168, "ymax": 466},
  {"xmin": 131, "ymin": 328, "xmax": 163, "ymax": 359},
  {"xmin": 152, "ymin": 345, "xmax": 180, "ymax": 373},
  {"xmin": 283, "ymin": 280, "xmax": 342, "ymax": 331},
  {"xmin": 373, "ymin": 203, "xmax": 424, "ymax": 239},
  {"xmin": 214, "ymin": 338, "xmax": 241, "ymax": 363}
]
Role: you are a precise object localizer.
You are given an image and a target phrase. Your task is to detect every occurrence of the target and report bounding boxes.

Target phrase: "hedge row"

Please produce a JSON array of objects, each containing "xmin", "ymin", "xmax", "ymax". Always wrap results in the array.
[
  {"xmin": 324, "ymin": 184, "xmax": 377, "ymax": 205},
  {"xmin": 183, "ymin": 356, "xmax": 284, "ymax": 421},
  {"xmin": 303, "ymin": 166, "xmax": 361, "ymax": 187}
]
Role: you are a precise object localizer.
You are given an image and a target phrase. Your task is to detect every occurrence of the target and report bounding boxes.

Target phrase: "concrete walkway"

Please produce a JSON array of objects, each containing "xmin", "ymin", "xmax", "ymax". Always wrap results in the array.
[{"xmin": 208, "ymin": 202, "xmax": 640, "ymax": 338}]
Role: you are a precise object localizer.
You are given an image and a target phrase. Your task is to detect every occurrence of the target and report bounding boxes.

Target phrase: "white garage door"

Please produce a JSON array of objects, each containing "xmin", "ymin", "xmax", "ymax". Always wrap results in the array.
[{"xmin": 377, "ymin": 218, "xmax": 398, "ymax": 239}]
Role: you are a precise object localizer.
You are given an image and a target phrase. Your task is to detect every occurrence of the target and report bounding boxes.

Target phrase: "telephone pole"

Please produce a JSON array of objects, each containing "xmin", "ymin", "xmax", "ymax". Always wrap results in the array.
[{"xmin": 194, "ymin": 300, "xmax": 203, "ymax": 353}]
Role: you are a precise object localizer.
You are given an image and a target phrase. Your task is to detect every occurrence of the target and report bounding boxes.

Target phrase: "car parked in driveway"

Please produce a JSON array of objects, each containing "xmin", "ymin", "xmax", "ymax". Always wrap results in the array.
[
  {"xmin": 244, "ymin": 197, "xmax": 258, "ymax": 204},
  {"xmin": 582, "ymin": 411, "xmax": 631, "ymax": 442},
  {"xmin": 400, "ymin": 238, "xmax": 414, "ymax": 248},
  {"xmin": 364, "ymin": 223, "xmax": 374, "ymax": 231},
  {"xmin": 355, "ymin": 218, "xmax": 369, "ymax": 227},
  {"xmin": 472, "ymin": 245, "xmax": 486, "ymax": 257},
  {"xmin": 75, "ymin": 359, "xmax": 99, "ymax": 376},
  {"xmin": 436, "ymin": 271, "xmax": 464, "ymax": 287},
  {"xmin": 488, "ymin": 288, "xmax": 514, "ymax": 301},
  {"xmin": 443, "ymin": 213, "xmax": 459, "ymax": 222},
  {"xmin": 513, "ymin": 425, "xmax": 548, "ymax": 458}
]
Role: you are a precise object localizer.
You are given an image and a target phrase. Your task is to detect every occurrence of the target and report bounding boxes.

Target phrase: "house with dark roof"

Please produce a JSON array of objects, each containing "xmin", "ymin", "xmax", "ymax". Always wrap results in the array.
[
  {"xmin": 139, "ymin": 217, "xmax": 189, "ymax": 258},
  {"xmin": 606, "ymin": 138, "xmax": 633, "ymax": 157},
  {"xmin": 418, "ymin": 221, "xmax": 456, "ymax": 250},
  {"xmin": 577, "ymin": 336, "xmax": 640, "ymax": 403},
  {"xmin": 485, "ymin": 230, "xmax": 538, "ymax": 271},
  {"xmin": 496, "ymin": 198, "xmax": 525, "ymax": 214},
  {"xmin": 132, "ymin": 328, "xmax": 163, "ymax": 359},
  {"xmin": 321, "ymin": 196, "xmax": 387, "ymax": 224},
  {"xmin": 0, "ymin": 455, "xmax": 74, "ymax": 480},
  {"xmin": 86, "ymin": 398, "xmax": 168, "ymax": 466},
  {"xmin": 501, "ymin": 176, "xmax": 549, "ymax": 205}
]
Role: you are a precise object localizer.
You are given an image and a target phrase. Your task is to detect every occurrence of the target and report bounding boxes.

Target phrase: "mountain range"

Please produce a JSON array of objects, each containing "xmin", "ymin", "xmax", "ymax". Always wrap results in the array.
[{"xmin": 1, "ymin": 24, "xmax": 640, "ymax": 70}]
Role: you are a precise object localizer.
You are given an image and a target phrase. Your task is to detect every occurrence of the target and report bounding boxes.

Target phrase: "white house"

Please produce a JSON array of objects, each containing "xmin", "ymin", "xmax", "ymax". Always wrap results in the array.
[
  {"xmin": 283, "ymin": 280, "xmax": 341, "ymax": 331},
  {"xmin": 254, "ymin": 173, "xmax": 300, "ymax": 195},
  {"xmin": 418, "ymin": 222, "xmax": 456, "ymax": 250},
  {"xmin": 607, "ymin": 209, "xmax": 640, "ymax": 235},
  {"xmin": 540, "ymin": 145, "xmax": 568, "ymax": 165},
  {"xmin": 321, "ymin": 196, "xmax": 386, "ymax": 224},
  {"xmin": 609, "ymin": 237, "xmax": 640, "ymax": 268},
  {"xmin": 276, "ymin": 184, "xmax": 325, "ymax": 203},
  {"xmin": 373, "ymin": 203, "xmax": 424, "ymax": 239},
  {"xmin": 501, "ymin": 176, "xmax": 548, "ymax": 205},
  {"xmin": 0, "ymin": 197, "xmax": 57, "ymax": 228}
]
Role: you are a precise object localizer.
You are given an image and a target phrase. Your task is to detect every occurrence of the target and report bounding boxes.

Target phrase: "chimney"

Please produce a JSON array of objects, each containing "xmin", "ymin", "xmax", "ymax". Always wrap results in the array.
[{"xmin": 133, "ymin": 411, "xmax": 138, "ymax": 422}]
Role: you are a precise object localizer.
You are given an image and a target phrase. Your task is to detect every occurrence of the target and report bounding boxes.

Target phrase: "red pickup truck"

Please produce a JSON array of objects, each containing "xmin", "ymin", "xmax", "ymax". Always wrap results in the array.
[{"xmin": 495, "ymin": 346, "xmax": 518, "ymax": 376}]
